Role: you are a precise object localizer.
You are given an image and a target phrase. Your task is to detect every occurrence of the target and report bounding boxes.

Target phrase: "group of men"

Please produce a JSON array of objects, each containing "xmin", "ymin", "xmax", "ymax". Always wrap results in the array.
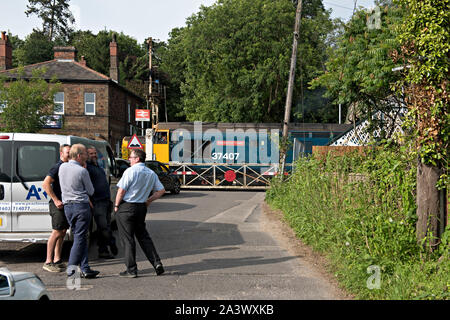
[{"xmin": 42, "ymin": 144, "xmax": 165, "ymax": 279}]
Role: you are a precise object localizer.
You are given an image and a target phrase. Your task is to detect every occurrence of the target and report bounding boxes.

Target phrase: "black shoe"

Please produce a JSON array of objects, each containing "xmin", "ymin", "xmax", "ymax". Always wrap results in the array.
[
  {"xmin": 119, "ymin": 270, "xmax": 137, "ymax": 278},
  {"xmin": 109, "ymin": 243, "xmax": 118, "ymax": 256},
  {"xmin": 155, "ymin": 263, "xmax": 164, "ymax": 276},
  {"xmin": 81, "ymin": 269, "xmax": 100, "ymax": 279}
]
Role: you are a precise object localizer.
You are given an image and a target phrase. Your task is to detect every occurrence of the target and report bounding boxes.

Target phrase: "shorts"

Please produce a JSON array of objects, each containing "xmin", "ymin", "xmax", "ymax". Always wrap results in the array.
[{"xmin": 49, "ymin": 200, "xmax": 70, "ymax": 230}]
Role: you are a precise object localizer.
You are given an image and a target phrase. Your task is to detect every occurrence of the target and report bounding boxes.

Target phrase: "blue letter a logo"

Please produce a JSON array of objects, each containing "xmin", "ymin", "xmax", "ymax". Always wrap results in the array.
[{"xmin": 26, "ymin": 185, "xmax": 41, "ymax": 200}]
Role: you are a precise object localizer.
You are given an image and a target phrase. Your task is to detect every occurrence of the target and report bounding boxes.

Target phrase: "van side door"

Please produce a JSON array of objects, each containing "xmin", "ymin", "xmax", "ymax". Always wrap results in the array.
[
  {"xmin": 11, "ymin": 141, "xmax": 59, "ymax": 232},
  {"xmin": 0, "ymin": 139, "xmax": 12, "ymax": 232}
]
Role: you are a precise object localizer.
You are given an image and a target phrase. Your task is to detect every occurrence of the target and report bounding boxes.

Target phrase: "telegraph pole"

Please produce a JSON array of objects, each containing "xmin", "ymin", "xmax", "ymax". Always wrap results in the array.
[
  {"xmin": 281, "ymin": 0, "xmax": 303, "ymax": 174},
  {"xmin": 147, "ymin": 37, "xmax": 158, "ymax": 127},
  {"xmin": 147, "ymin": 37, "xmax": 152, "ymax": 98}
]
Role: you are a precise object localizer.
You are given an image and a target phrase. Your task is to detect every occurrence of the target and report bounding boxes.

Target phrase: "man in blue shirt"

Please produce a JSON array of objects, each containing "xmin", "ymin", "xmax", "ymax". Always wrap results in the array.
[{"xmin": 114, "ymin": 149, "xmax": 165, "ymax": 278}]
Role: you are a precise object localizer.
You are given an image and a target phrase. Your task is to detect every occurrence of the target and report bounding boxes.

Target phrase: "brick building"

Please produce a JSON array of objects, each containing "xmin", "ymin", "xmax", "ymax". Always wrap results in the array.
[{"xmin": 0, "ymin": 32, "xmax": 146, "ymax": 154}]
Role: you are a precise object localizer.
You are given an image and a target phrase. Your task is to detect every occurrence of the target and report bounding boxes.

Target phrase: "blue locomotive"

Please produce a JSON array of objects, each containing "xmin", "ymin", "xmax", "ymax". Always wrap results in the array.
[{"xmin": 145, "ymin": 122, "xmax": 352, "ymax": 189}]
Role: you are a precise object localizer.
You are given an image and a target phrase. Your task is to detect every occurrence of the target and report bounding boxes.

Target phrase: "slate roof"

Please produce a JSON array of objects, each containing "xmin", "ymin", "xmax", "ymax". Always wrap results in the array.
[
  {"xmin": 0, "ymin": 59, "xmax": 144, "ymax": 101},
  {"xmin": 0, "ymin": 59, "xmax": 110, "ymax": 82}
]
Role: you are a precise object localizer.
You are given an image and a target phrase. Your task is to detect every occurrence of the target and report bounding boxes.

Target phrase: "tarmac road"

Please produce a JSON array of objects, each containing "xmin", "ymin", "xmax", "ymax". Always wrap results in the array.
[{"xmin": 0, "ymin": 190, "xmax": 343, "ymax": 300}]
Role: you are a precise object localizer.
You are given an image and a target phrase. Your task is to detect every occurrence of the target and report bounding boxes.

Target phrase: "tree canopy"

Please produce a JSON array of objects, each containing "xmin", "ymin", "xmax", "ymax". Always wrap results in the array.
[
  {"xmin": 159, "ymin": 0, "xmax": 335, "ymax": 123},
  {"xmin": 13, "ymin": 30, "xmax": 55, "ymax": 66},
  {"xmin": 310, "ymin": 0, "xmax": 407, "ymax": 135},
  {"xmin": 69, "ymin": 30, "xmax": 148, "ymax": 84},
  {"xmin": 394, "ymin": 0, "xmax": 449, "ymax": 181},
  {"xmin": 0, "ymin": 67, "xmax": 61, "ymax": 132},
  {"xmin": 25, "ymin": 0, "xmax": 75, "ymax": 41}
]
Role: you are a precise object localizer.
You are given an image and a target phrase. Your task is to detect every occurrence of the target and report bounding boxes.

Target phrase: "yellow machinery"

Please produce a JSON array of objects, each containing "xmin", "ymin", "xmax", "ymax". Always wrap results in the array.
[{"xmin": 152, "ymin": 129, "xmax": 169, "ymax": 163}]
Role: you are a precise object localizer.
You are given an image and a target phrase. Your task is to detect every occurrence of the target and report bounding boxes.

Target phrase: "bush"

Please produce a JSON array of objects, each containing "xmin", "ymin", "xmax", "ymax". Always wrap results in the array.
[{"xmin": 266, "ymin": 144, "xmax": 449, "ymax": 299}]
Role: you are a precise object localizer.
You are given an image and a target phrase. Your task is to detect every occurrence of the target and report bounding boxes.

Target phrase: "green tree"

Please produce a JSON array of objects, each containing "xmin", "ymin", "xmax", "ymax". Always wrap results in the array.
[
  {"xmin": 310, "ymin": 0, "xmax": 407, "ymax": 135},
  {"xmin": 25, "ymin": 0, "xmax": 75, "ymax": 41},
  {"xmin": 394, "ymin": 0, "xmax": 449, "ymax": 249},
  {"xmin": 0, "ymin": 67, "xmax": 61, "ymax": 132},
  {"xmin": 160, "ymin": 0, "xmax": 334, "ymax": 123},
  {"xmin": 13, "ymin": 30, "xmax": 54, "ymax": 66},
  {"xmin": 69, "ymin": 30, "xmax": 148, "ymax": 90},
  {"xmin": 158, "ymin": 28, "xmax": 186, "ymax": 121}
]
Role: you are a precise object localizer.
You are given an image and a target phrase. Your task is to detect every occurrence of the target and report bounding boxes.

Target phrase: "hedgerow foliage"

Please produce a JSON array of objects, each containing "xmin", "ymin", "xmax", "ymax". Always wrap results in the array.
[
  {"xmin": 266, "ymin": 145, "xmax": 449, "ymax": 299},
  {"xmin": 393, "ymin": 0, "xmax": 449, "ymax": 188}
]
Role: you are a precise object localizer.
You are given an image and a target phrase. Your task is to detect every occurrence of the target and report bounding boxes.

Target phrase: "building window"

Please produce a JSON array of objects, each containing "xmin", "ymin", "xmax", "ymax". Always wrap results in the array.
[
  {"xmin": 84, "ymin": 92, "xmax": 95, "ymax": 115},
  {"xmin": 54, "ymin": 92, "xmax": 64, "ymax": 114}
]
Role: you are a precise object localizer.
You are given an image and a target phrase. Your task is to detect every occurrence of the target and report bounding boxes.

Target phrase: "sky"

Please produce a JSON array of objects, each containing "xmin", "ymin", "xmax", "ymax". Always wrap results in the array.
[{"xmin": 0, "ymin": 0, "xmax": 376, "ymax": 44}]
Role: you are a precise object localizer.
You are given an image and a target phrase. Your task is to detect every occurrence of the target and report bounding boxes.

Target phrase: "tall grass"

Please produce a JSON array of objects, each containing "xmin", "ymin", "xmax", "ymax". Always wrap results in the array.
[{"xmin": 266, "ymin": 145, "xmax": 449, "ymax": 299}]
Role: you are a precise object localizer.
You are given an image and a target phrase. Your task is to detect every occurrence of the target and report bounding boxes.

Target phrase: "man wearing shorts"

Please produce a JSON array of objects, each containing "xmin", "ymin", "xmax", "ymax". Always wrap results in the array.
[{"xmin": 42, "ymin": 144, "xmax": 71, "ymax": 272}]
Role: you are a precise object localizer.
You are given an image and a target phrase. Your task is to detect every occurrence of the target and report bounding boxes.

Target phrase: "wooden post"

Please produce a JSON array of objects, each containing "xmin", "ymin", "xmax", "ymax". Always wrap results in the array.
[
  {"xmin": 147, "ymin": 37, "xmax": 158, "ymax": 127},
  {"xmin": 280, "ymin": 0, "xmax": 303, "ymax": 174},
  {"xmin": 416, "ymin": 162, "xmax": 442, "ymax": 250}
]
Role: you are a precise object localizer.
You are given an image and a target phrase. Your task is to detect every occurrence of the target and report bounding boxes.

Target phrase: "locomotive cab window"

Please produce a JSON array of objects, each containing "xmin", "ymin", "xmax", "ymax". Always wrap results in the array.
[{"xmin": 155, "ymin": 132, "xmax": 168, "ymax": 144}]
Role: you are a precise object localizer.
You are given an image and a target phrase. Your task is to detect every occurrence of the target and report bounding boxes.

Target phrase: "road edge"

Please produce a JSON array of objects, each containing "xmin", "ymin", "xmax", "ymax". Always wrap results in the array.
[{"xmin": 260, "ymin": 200, "xmax": 354, "ymax": 300}]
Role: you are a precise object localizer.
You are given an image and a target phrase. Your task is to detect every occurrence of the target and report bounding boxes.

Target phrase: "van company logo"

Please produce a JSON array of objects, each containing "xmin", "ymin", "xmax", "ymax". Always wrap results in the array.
[{"xmin": 26, "ymin": 185, "xmax": 48, "ymax": 200}]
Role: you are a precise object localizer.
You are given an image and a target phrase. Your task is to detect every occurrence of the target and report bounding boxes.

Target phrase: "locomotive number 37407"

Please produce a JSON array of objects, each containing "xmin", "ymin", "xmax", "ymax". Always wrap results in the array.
[{"xmin": 211, "ymin": 152, "xmax": 240, "ymax": 160}]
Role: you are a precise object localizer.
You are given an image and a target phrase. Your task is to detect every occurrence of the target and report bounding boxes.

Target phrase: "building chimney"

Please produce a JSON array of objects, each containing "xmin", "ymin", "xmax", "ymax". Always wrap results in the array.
[
  {"xmin": 109, "ymin": 34, "xmax": 119, "ymax": 82},
  {"xmin": 79, "ymin": 55, "xmax": 86, "ymax": 67},
  {"xmin": 53, "ymin": 46, "xmax": 77, "ymax": 60},
  {"xmin": 0, "ymin": 31, "xmax": 12, "ymax": 70}
]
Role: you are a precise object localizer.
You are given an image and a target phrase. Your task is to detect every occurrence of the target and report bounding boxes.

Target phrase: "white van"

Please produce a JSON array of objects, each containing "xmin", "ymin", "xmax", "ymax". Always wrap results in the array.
[{"xmin": 0, "ymin": 133, "xmax": 117, "ymax": 242}]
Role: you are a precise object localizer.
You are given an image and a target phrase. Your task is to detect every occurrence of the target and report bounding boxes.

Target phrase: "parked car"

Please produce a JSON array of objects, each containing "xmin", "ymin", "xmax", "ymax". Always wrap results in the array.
[
  {"xmin": 145, "ymin": 160, "xmax": 181, "ymax": 194},
  {"xmin": 115, "ymin": 158, "xmax": 131, "ymax": 177},
  {"xmin": 115, "ymin": 158, "xmax": 181, "ymax": 194},
  {"xmin": 0, "ymin": 267, "xmax": 50, "ymax": 300}
]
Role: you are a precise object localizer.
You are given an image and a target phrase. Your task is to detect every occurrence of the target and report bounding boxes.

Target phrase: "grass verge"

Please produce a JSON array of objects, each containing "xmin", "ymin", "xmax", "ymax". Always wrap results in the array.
[{"xmin": 265, "ymin": 147, "xmax": 449, "ymax": 299}]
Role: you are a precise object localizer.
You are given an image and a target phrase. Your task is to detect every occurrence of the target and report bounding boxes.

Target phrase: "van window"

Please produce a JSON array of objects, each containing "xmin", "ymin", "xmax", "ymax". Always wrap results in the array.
[
  {"xmin": 0, "ymin": 141, "xmax": 12, "ymax": 182},
  {"xmin": 96, "ymin": 149, "xmax": 106, "ymax": 170},
  {"xmin": 15, "ymin": 143, "xmax": 59, "ymax": 182},
  {"xmin": 0, "ymin": 274, "xmax": 8, "ymax": 289}
]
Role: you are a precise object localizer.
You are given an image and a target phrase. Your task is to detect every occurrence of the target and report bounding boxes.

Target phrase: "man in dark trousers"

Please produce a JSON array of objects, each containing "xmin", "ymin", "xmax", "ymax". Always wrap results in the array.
[
  {"xmin": 59, "ymin": 144, "xmax": 99, "ymax": 279},
  {"xmin": 42, "ymin": 144, "xmax": 71, "ymax": 272},
  {"xmin": 114, "ymin": 149, "xmax": 165, "ymax": 278},
  {"xmin": 86, "ymin": 146, "xmax": 118, "ymax": 259}
]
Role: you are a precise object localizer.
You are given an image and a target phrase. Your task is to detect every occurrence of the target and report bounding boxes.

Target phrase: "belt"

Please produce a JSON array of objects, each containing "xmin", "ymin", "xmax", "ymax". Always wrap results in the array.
[
  {"xmin": 120, "ymin": 200, "xmax": 145, "ymax": 205},
  {"xmin": 65, "ymin": 201, "xmax": 88, "ymax": 204}
]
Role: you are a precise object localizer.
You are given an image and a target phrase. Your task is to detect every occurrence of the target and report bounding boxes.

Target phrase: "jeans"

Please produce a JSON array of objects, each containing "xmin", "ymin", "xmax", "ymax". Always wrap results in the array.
[
  {"xmin": 92, "ymin": 199, "xmax": 115, "ymax": 253},
  {"xmin": 116, "ymin": 202, "xmax": 161, "ymax": 273},
  {"xmin": 64, "ymin": 202, "xmax": 91, "ymax": 274}
]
